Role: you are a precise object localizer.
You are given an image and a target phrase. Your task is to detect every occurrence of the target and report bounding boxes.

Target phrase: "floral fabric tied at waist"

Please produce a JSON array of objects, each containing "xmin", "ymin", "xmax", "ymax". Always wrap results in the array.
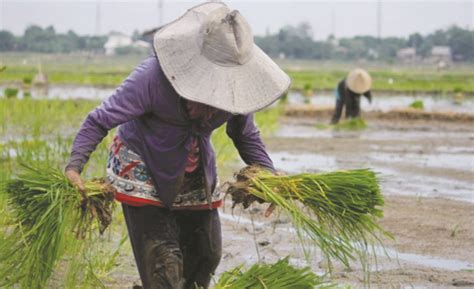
[{"xmin": 106, "ymin": 136, "xmax": 222, "ymax": 209}]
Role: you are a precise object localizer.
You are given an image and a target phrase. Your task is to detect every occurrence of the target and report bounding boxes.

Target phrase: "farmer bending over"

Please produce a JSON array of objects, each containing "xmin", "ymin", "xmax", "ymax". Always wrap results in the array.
[
  {"xmin": 331, "ymin": 69, "xmax": 373, "ymax": 124},
  {"xmin": 65, "ymin": 2, "xmax": 290, "ymax": 289}
]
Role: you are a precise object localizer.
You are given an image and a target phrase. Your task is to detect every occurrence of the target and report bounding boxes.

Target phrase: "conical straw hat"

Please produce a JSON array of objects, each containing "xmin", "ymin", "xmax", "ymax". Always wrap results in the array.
[
  {"xmin": 154, "ymin": 2, "xmax": 291, "ymax": 114},
  {"xmin": 346, "ymin": 69, "xmax": 372, "ymax": 94}
]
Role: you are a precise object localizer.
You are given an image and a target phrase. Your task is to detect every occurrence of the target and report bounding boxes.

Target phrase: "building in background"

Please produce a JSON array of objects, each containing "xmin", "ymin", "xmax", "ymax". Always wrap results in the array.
[
  {"xmin": 430, "ymin": 46, "xmax": 452, "ymax": 63},
  {"xmin": 396, "ymin": 47, "xmax": 417, "ymax": 63},
  {"xmin": 104, "ymin": 33, "xmax": 132, "ymax": 55},
  {"xmin": 104, "ymin": 32, "xmax": 150, "ymax": 55}
]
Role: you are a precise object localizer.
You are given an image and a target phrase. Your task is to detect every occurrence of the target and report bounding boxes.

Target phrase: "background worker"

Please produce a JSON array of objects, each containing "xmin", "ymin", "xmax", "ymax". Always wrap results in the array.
[{"xmin": 331, "ymin": 69, "xmax": 373, "ymax": 124}]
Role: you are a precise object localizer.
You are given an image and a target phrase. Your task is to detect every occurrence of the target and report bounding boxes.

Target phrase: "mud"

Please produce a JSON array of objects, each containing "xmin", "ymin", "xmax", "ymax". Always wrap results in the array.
[
  {"xmin": 214, "ymin": 116, "xmax": 473, "ymax": 288},
  {"xmin": 216, "ymin": 196, "xmax": 474, "ymax": 289},
  {"xmin": 284, "ymin": 104, "xmax": 474, "ymax": 123}
]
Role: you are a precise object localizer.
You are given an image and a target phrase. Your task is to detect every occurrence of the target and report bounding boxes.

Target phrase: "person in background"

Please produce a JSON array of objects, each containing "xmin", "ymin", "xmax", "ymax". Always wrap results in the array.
[
  {"xmin": 331, "ymin": 69, "xmax": 373, "ymax": 124},
  {"xmin": 64, "ymin": 2, "xmax": 290, "ymax": 289}
]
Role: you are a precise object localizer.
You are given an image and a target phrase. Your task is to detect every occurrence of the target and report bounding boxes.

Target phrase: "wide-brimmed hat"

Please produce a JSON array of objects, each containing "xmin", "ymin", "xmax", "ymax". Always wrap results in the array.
[
  {"xmin": 153, "ymin": 2, "xmax": 291, "ymax": 114},
  {"xmin": 346, "ymin": 69, "xmax": 372, "ymax": 94}
]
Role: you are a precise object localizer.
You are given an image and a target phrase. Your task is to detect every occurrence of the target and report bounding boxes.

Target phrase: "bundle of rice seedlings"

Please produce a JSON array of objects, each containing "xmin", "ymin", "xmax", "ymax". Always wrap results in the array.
[
  {"xmin": 214, "ymin": 257, "xmax": 333, "ymax": 289},
  {"xmin": 226, "ymin": 166, "xmax": 388, "ymax": 268},
  {"xmin": 0, "ymin": 163, "xmax": 115, "ymax": 288},
  {"xmin": 409, "ymin": 100, "xmax": 424, "ymax": 110},
  {"xmin": 333, "ymin": 118, "xmax": 367, "ymax": 130}
]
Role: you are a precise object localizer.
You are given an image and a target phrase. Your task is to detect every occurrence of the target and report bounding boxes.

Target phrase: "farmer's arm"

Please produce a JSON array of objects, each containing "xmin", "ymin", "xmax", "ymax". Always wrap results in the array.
[
  {"xmin": 364, "ymin": 90, "xmax": 372, "ymax": 104},
  {"xmin": 226, "ymin": 114, "xmax": 275, "ymax": 172},
  {"xmin": 331, "ymin": 81, "xmax": 345, "ymax": 124},
  {"xmin": 66, "ymin": 58, "xmax": 156, "ymax": 173}
]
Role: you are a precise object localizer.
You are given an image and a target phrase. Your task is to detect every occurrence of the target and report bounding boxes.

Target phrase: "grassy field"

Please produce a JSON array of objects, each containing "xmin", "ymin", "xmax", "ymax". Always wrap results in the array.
[
  {"xmin": 1, "ymin": 52, "xmax": 473, "ymax": 94},
  {"xmin": 288, "ymin": 69, "xmax": 474, "ymax": 94}
]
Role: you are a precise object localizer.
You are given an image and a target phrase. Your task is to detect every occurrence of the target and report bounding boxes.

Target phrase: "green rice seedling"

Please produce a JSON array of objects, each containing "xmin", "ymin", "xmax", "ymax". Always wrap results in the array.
[
  {"xmin": 303, "ymin": 83, "xmax": 314, "ymax": 98},
  {"xmin": 226, "ymin": 166, "xmax": 389, "ymax": 268},
  {"xmin": 61, "ymin": 234, "xmax": 128, "ymax": 289},
  {"xmin": 0, "ymin": 98, "xmax": 99, "ymax": 137},
  {"xmin": 4, "ymin": 87, "xmax": 19, "ymax": 98},
  {"xmin": 453, "ymin": 86, "xmax": 464, "ymax": 93},
  {"xmin": 0, "ymin": 163, "xmax": 115, "ymax": 288},
  {"xmin": 214, "ymin": 257, "xmax": 333, "ymax": 289},
  {"xmin": 22, "ymin": 76, "xmax": 33, "ymax": 85},
  {"xmin": 409, "ymin": 100, "xmax": 424, "ymax": 110},
  {"xmin": 333, "ymin": 118, "xmax": 367, "ymax": 131},
  {"xmin": 315, "ymin": 123, "xmax": 330, "ymax": 130}
]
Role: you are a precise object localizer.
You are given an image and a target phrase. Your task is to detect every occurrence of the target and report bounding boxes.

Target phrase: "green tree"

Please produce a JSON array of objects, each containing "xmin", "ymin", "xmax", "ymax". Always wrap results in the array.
[
  {"xmin": 447, "ymin": 26, "xmax": 474, "ymax": 61},
  {"xmin": 0, "ymin": 30, "xmax": 15, "ymax": 51},
  {"xmin": 407, "ymin": 33, "xmax": 423, "ymax": 49},
  {"xmin": 22, "ymin": 25, "xmax": 57, "ymax": 52}
]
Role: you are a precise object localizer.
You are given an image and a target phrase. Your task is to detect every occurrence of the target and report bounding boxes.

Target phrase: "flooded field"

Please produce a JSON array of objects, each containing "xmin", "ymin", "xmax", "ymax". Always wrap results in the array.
[
  {"xmin": 1, "ymin": 85, "xmax": 473, "ymax": 288},
  {"xmin": 289, "ymin": 91, "xmax": 474, "ymax": 114},
  {"xmin": 2, "ymin": 85, "xmax": 473, "ymax": 114},
  {"xmin": 215, "ymin": 115, "xmax": 474, "ymax": 288},
  {"xmin": 0, "ymin": 85, "xmax": 114, "ymax": 100},
  {"xmin": 270, "ymin": 120, "xmax": 474, "ymax": 203}
]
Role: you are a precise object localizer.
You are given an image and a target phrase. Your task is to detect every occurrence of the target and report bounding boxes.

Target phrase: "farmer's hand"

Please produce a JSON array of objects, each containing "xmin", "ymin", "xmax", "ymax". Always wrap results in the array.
[
  {"xmin": 65, "ymin": 169, "xmax": 87, "ymax": 204},
  {"xmin": 264, "ymin": 170, "xmax": 283, "ymax": 217}
]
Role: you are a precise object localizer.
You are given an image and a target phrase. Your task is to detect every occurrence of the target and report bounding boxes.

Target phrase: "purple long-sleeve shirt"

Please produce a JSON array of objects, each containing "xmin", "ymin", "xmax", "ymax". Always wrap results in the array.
[{"xmin": 67, "ymin": 55, "xmax": 275, "ymax": 208}]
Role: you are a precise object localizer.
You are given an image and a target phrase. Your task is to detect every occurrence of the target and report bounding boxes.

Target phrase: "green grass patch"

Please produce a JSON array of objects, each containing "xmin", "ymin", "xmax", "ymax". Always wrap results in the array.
[
  {"xmin": 4, "ymin": 87, "xmax": 19, "ymax": 98},
  {"xmin": 315, "ymin": 122, "xmax": 330, "ymax": 130},
  {"xmin": 334, "ymin": 118, "xmax": 367, "ymax": 131},
  {"xmin": 315, "ymin": 118, "xmax": 367, "ymax": 131},
  {"xmin": 409, "ymin": 100, "xmax": 425, "ymax": 110}
]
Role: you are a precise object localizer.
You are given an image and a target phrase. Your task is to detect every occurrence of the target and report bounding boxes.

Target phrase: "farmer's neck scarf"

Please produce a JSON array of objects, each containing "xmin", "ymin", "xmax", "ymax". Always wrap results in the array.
[{"xmin": 185, "ymin": 100, "xmax": 218, "ymax": 173}]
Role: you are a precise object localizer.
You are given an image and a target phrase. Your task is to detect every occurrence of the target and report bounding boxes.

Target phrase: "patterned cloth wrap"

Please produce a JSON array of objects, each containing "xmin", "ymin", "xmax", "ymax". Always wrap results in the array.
[{"xmin": 107, "ymin": 136, "xmax": 222, "ymax": 209}]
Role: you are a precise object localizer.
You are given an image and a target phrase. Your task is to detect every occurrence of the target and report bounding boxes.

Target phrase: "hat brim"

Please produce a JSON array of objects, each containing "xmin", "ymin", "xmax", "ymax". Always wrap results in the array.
[{"xmin": 153, "ymin": 2, "xmax": 291, "ymax": 114}]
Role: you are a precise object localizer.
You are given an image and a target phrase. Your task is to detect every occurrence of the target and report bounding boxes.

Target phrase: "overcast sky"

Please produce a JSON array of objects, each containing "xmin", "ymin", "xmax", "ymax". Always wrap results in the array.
[{"xmin": 1, "ymin": 0, "xmax": 472, "ymax": 40}]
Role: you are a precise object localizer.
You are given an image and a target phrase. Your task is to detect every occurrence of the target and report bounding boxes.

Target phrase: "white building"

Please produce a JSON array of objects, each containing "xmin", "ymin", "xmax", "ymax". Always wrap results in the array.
[
  {"xmin": 133, "ymin": 40, "xmax": 151, "ymax": 50},
  {"xmin": 104, "ymin": 33, "xmax": 133, "ymax": 55},
  {"xmin": 430, "ymin": 46, "xmax": 452, "ymax": 63},
  {"xmin": 396, "ymin": 47, "xmax": 417, "ymax": 63}
]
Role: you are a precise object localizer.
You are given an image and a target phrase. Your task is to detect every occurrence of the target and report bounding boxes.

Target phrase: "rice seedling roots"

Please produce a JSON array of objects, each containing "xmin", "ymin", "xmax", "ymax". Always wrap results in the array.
[{"xmin": 225, "ymin": 166, "xmax": 267, "ymax": 209}]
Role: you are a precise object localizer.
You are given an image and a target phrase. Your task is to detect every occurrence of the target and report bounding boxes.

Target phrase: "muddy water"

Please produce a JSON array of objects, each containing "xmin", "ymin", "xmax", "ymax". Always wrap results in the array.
[
  {"xmin": 1, "ymin": 85, "xmax": 473, "ymax": 115},
  {"xmin": 0, "ymin": 85, "xmax": 114, "ymax": 100},
  {"xmin": 289, "ymin": 92, "xmax": 474, "ymax": 114},
  {"xmin": 220, "ymin": 211, "xmax": 473, "ymax": 272},
  {"xmin": 270, "ymin": 122, "xmax": 474, "ymax": 203},
  {"xmin": 218, "ymin": 117, "xmax": 474, "ymax": 288}
]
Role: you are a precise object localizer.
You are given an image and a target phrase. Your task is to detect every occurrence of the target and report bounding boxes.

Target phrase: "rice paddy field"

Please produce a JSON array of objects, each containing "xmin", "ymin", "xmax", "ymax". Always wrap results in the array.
[
  {"xmin": 1, "ymin": 52, "xmax": 473, "ymax": 94},
  {"xmin": 0, "ymin": 53, "xmax": 473, "ymax": 288}
]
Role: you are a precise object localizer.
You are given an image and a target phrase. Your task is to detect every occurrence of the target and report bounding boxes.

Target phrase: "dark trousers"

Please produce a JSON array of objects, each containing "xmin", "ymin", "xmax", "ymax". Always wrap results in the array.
[{"xmin": 122, "ymin": 204, "xmax": 222, "ymax": 289}]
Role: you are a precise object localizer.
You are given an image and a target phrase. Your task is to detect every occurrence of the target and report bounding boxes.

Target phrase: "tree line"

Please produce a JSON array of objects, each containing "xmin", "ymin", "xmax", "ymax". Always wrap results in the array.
[
  {"xmin": 256, "ymin": 23, "xmax": 473, "ymax": 62},
  {"xmin": 0, "ymin": 26, "xmax": 107, "ymax": 53},
  {"xmin": 0, "ymin": 24, "xmax": 473, "ymax": 62}
]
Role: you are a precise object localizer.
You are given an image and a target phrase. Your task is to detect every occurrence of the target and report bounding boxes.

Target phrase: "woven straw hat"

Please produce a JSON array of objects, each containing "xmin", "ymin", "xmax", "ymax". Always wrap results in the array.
[
  {"xmin": 346, "ymin": 69, "xmax": 372, "ymax": 94},
  {"xmin": 153, "ymin": 2, "xmax": 291, "ymax": 114}
]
